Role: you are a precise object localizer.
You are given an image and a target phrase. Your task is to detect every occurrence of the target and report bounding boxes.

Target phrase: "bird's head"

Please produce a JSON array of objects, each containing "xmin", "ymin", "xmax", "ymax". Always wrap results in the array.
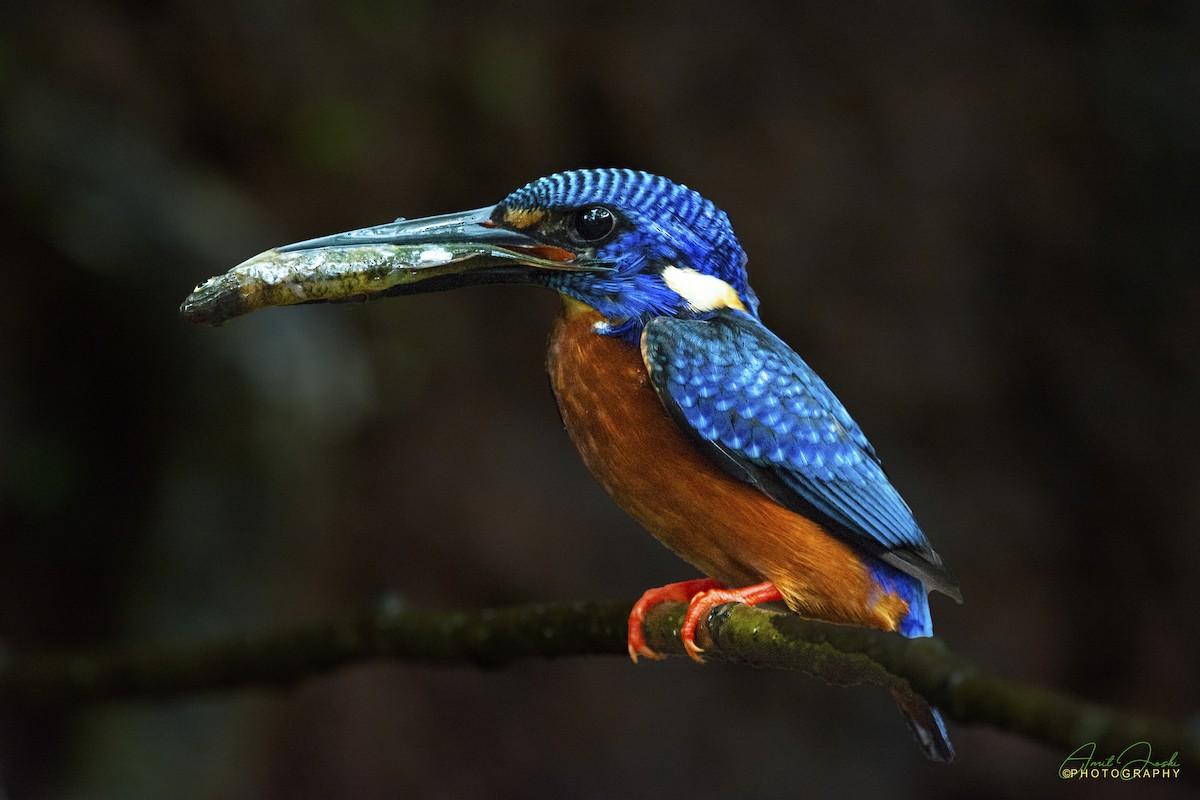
[
  {"xmin": 490, "ymin": 169, "xmax": 759, "ymax": 335},
  {"xmin": 182, "ymin": 169, "xmax": 759, "ymax": 335}
]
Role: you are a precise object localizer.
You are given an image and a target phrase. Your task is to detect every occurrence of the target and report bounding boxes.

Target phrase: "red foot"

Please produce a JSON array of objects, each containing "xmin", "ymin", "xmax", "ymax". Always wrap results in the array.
[
  {"xmin": 628, "ymin": 578, "xmax": 722, "ymax": 662},
  {"xmin": 680, "ymin": 581, "xmax": 783, "ymax": 661},
  {"xmin": 628, "ymin": 579, "xmax": 784, "ymax": 663}
]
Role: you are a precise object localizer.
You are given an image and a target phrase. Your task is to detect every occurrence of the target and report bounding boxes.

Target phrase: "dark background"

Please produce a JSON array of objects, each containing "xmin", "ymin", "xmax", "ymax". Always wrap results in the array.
[{"xmin": 1, "ymin": 2, "xmax": 1197, "ymax": 798}]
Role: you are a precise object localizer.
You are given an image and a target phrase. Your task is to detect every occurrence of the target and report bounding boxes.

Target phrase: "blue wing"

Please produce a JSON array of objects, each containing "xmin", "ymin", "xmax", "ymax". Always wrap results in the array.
[{"xmin": 641, "ymin": 309, "xmax": 960, "ymax": 600}]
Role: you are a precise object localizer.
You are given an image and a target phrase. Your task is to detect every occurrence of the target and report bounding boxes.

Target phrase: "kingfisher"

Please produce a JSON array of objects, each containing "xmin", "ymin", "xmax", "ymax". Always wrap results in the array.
[{"xmin": 188, "ymin": 168, "xmax": 961, "ymax": 761}]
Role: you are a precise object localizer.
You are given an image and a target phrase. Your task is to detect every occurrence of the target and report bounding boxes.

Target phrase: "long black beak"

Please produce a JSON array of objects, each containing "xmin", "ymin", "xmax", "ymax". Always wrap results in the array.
[
  {"xmin": 274, "ymin": 206, "xmax": 529, "ymax": 253},
  {"xmin": 180, "ymin": 205, "xmax": 590, "ymax": 326}
]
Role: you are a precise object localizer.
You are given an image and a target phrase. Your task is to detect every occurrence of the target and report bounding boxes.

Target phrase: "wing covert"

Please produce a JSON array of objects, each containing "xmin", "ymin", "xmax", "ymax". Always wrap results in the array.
[{"xmin": 641, "ymin": 309, "xmax": 960, "ymax": 599}]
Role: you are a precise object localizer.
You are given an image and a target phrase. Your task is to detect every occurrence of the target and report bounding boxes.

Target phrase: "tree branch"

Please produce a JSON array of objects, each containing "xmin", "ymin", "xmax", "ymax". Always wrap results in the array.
[{"xmin": 1, "ymin": 598, "xmax": 1195, "ymax": 765}]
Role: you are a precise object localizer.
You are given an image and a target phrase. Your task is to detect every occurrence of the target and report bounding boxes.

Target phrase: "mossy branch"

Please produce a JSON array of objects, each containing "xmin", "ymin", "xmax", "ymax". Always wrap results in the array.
[{"xmin": 0, "ymin": 599, "xmax": 1195, "ymax": 765}]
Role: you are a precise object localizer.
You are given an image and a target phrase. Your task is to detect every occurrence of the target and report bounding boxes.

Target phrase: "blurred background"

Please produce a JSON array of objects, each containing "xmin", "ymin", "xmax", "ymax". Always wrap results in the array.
[{"xmin": 1, "ymin": 2, "xmax": 1197, "ymax": 798}]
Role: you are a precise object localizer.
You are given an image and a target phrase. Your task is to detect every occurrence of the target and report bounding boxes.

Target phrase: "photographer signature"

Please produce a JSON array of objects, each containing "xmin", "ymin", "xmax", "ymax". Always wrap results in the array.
[{"xmin": 1060, "ymin": 741, "xmax": 1181, "ymax": 780}]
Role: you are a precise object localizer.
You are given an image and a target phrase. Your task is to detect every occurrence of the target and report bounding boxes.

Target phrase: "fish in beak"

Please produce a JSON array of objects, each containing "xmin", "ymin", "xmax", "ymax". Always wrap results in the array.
[{"xmin": 180, "ymin": 205, "xmax": 590, "ymax": 326}]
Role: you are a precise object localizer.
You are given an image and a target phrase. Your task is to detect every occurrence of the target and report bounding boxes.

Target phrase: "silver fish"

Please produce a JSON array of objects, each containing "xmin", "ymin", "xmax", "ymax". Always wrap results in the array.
[{"xmin": 181, "ymin": 242, "xmax": 570, "ymax": 326}]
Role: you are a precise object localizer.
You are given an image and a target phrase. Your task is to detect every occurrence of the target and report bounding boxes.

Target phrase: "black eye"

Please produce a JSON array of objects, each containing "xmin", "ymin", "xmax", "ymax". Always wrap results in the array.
[{"xmin": 572, "ymin": 205, "xmax": 616, "ymax": 242}]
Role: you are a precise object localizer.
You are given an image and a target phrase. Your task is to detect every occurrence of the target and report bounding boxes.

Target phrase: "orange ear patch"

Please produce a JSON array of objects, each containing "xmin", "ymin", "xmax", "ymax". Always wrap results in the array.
[{"xmin": 503, "ymin": 207, "xmax": 548, "ymax": 229}]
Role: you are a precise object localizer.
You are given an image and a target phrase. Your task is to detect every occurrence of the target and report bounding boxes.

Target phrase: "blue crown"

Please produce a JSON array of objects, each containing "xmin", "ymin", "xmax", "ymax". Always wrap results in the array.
[{"xmin": 500, "ymin": 169, "xmax": 753, "ymax": 307}]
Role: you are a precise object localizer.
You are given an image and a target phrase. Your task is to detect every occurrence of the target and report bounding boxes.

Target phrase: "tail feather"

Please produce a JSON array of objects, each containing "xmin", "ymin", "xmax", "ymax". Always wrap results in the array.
[
  {"xmin": 889, "ymin": 687, "xmax": 955, "ymax": 763},
  {"xmin": 871, "ymin": 560, "xmax": 955, "ymax": 762}
]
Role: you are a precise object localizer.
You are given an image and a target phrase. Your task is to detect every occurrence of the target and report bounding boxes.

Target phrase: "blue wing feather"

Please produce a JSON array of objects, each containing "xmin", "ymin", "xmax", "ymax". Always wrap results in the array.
[{"xmin": 642, "ymin": 309, "xmax": 960, "ymax": 599}]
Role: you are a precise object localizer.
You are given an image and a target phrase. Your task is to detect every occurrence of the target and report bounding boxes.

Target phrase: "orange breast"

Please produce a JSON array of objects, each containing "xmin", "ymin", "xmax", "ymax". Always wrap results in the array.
[{"xmin": 546, "ymin": 298, "xmax": 910, "ymax": 632}]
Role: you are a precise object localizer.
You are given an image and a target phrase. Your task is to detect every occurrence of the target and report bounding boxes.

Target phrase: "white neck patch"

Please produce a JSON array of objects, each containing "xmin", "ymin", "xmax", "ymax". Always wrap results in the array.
[{"xmin": 661, "ymin": 265, "xmax": 747, "ymax": 312}]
